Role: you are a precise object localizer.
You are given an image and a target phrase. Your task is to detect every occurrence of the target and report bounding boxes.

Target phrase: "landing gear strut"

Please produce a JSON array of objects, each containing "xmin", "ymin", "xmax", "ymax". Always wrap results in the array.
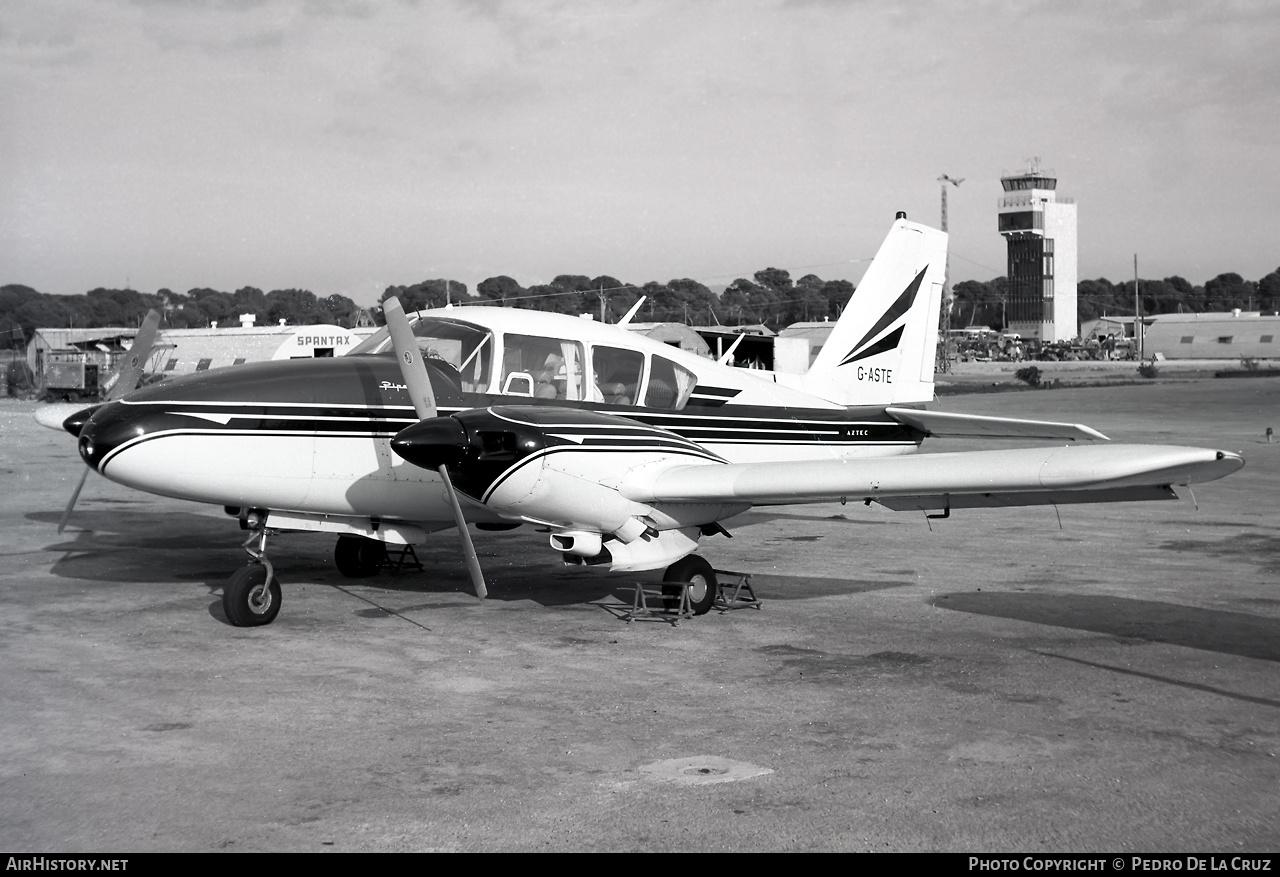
[
  {"xmin": 223, "ymin": 517, "xmax": 281, "ymax": 626},
  {"xmin": 662, "ymin": 555, "xmax": 718, "ymax": 616}
]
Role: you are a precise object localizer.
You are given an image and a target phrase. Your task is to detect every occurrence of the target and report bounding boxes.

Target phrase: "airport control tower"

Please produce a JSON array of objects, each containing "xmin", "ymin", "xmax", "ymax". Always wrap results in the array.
[{"xmin": 997, "ymin": 161, "xmax": 1077, "ymax": 342}]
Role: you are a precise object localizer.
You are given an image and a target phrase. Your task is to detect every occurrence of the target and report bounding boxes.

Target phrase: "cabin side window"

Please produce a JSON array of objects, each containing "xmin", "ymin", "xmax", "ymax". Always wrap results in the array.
[
  {"xmin": 499, "ymin": 335, "xmax": 586, "ymax": 401},
  {"xmin": 643, "ymin": 355, "xmax": 696, "ymax": 410},
  {"xmin": 589, "ymin": 346, "xmax": 644, "ymax": 405}
]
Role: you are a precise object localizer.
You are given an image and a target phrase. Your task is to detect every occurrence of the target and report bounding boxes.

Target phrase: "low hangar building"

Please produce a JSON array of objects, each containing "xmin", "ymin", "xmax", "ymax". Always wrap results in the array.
[{"xmin": 1143, "ymin": 311, "xmax": 1279, "ymax": 360}]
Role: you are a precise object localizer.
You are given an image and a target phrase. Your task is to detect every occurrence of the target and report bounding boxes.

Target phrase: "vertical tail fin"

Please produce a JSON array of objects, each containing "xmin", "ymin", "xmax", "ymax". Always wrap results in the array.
[{"xmin": 799, "ymin": 217, "xmax": 947, "ymax": 406}]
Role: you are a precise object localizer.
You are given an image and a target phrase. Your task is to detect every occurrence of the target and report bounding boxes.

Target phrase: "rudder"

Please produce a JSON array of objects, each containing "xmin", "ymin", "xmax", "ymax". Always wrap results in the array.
[{"xmin": 800, "ymin": 217, "xmax": 947, "ymax": 406}]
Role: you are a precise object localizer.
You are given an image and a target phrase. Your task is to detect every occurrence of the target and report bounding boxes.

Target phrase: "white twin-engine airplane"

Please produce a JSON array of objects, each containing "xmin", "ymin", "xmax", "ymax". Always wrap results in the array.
[{"xmin": 64, "ymin": 216, "xmax": 1243, "ymax": 626}]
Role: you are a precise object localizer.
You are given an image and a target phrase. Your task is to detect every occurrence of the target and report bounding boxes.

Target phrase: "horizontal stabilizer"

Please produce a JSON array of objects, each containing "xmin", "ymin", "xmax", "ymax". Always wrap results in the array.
[
  {"xmin": 620, "ymin": 445, "xmax": 1243, "ymax": 507},
  {"xmin": 885, "ymin": 407, "xmax": 1108, "ymax": 442}
]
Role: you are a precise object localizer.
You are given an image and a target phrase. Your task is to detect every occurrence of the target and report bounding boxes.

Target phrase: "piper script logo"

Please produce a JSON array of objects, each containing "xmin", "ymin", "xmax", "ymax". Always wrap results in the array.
[{"xmin": 838, "ymin": 266, "xmax": 928, "ymax": 367}]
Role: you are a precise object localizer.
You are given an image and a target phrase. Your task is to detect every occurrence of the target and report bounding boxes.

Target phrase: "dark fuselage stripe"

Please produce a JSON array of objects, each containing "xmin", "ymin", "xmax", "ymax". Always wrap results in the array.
[{"xmin": 112, "ymin": 402, "xmax": 919, "ymax": 452}]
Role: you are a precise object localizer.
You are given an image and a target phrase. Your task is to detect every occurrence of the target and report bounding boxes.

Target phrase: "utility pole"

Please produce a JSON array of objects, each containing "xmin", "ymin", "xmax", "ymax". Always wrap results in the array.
[{"xmin": 1134, "ymin": 255, "xmax": 1143, "ymax": 360}]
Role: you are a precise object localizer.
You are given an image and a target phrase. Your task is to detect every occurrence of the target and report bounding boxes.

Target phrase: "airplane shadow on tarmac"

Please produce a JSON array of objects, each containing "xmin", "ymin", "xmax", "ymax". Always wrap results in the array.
[
  {"xmin": 33, "ymin": 508, "xmax": 254, "ymax": 585},
  {"xmin": 32, "ymin": 508, "xmax": 579, "ymax": 623},
  {"xmin": 31, "ymin": 507, "xmax": 913, "ymax": 623},
  {"xmin": 351, "ymin": 546, "xmax": 913, "ymax": 613},
  {"xmin": 933, "ymin": 591, "xmax": 1280, "ymax": 663},
  {"xmin": 33, "ymin": 507, "xmax": 536, "ymax": 597}
]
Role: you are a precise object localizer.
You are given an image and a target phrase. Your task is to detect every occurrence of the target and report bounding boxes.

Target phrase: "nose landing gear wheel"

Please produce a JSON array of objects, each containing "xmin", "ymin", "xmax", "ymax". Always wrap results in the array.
[
  {"xmin": 662, "ymin": 555, "xmax": 717, "ymax": 616},
  {"xmin": 223, "ymin": 564, "xmax": 281, "ymax": 627}
]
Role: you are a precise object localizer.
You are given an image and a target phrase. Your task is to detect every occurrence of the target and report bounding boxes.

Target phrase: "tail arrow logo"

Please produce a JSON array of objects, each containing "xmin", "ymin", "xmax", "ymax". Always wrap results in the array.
[{"xmin": 838, "ymin": 266, "xmax": 928, "ymax": 366}]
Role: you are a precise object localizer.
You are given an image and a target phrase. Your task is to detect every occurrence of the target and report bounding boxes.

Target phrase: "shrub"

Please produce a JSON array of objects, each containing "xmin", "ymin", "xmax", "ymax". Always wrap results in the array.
[
  {"xmin": 1137, "ymin": 358, "xmax": 1159, "ymax": 379},
  {"xmin": 5, "ymin": 359, "xmax": 34, "ymax": 395},
  {"xmin": 1015, "ymin": 366, "xmax": 1042, "ymax": 388}
]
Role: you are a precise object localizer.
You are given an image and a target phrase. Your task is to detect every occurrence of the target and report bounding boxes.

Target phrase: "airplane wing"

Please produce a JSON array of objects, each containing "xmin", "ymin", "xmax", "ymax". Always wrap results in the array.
[
  {"xmin": 619, "ymin": 445, "xmax": 1243, "ymax": 511},
  {"xmin": 885, "ymin": 407, "xmax": 1109, "ymax": 442}
]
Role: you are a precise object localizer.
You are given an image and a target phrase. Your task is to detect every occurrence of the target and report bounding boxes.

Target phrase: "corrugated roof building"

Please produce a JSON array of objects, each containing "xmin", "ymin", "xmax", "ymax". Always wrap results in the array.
[
  {"xmin": 1144, "ymin": 312, "xmax": 1279, "ymax": 360},
  {"xmin": 27, "ymin": 327, "xmax": 142, "ymax": 379},
  {"xmin": 154, "ymin": 324, "xmax": 377, "ymax": 376},
  {"xmin": 27, "ymin": 322, "xmax": 377, "ymax": 392},
  {"xmin": 623, "ymin": 322, "xmax": 712, "ymax": 357}
]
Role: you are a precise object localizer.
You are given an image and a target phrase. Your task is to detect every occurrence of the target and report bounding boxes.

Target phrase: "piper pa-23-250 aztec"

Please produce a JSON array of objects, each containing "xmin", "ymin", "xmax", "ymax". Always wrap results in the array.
[{"xmin": 57, "ymin": 215, "xmax": 1243, "ymax": 626}]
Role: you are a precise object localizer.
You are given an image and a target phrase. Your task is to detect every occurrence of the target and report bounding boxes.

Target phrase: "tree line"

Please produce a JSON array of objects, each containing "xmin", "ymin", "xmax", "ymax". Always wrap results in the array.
[
  {"xmin": 0, "ymin": 285, "xmax": 364, "ymax": 349},
  {"xmin": 4, "ymin": 261, "xmax": 1278, "ymax": 349},
  {"xmin": 379, "ymin": 270, "xmax": 857, "ymax": 329},
  {"xmin": 0, "ymin": 268, "xmax": 859, "ymax": 349}
]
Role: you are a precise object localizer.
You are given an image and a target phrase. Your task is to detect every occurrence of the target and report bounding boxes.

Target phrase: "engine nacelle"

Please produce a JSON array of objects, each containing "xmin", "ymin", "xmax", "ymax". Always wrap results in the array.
[
  {"xmin": 549, "ymin": 530, "xmax": 602, "ymax": 557},
  {"xmin": 392, "ymin": 406, "xmax": 736, "ymax": 567},
  {"xmin": 394, "ymin": 405, "xmax": 728, "ymax": 532},
  {"xmin": 560, "ymin": 526, "xmax": 703, "ymax": 573}
]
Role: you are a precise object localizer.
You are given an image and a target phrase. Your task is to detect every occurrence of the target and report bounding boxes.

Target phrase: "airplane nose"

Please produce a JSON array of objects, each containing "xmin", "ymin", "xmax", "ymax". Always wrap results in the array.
[
  {"xmin": 63, "ymin": 406, "xmax": 101, "ymax": 437},
  {"xmin": 75, "ymin": 402, "xmax": 147, "ymax": 472},
  {"xmin": 390, "ymin": 416, "xmax": 470, "ymax": 470},
  {"xmin": 78, "ymin": 423, "xmax": 102, "ymax": 468}
]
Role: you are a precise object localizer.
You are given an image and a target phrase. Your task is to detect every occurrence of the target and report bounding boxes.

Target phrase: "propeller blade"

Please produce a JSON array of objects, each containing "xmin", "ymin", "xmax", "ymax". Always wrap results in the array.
[
  {"xmin": 382, "ymin": 296, "xmax": 437, "ymax": 420},
  {"xmin": 57, "ymin": 468, "xmax": 90, "ymax": 535},
  {"xmin": 438, "ymin": 464, "xmax": 487, "ymax": 599},
  {"xmin": 103, "ymin": 309, "xmax": 161, "ymax": 401},
  {"xmin": 382, "ymin": 296, "xmax": 487, "ymax": 598},
  {"xmin": 50, "ymin": 310, "xmax": 160, "ymax": 532}
]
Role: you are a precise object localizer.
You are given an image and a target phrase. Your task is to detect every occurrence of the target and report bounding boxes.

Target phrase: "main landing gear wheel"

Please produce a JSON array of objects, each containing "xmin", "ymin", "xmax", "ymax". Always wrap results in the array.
[
  {"xmin": 334, "ymin": 535, "xmax": 387, "ymax": 578},
  {"xmin": 223, "ymin": 564, "xmax": 281, "ymax": 627},
  {"xmin": 662, "ymin": 555, "xmax": 718, "ymax": 616}
]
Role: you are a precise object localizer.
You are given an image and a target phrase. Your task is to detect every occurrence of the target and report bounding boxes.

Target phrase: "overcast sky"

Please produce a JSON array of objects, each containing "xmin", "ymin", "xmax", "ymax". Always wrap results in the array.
[{"xmin": 3, "ymin": 0, "xmax": 1278, "ymax": 306}]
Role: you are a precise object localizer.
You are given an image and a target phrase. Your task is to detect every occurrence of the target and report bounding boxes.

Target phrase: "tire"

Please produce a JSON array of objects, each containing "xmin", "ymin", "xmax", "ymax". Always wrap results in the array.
[
  {"xmin": 662, "ymin": 555, "xmax": 718, "ymax": 616},
  {"xmin": 334, "ymin": 535, "xmax": 386, "ymax": 578},
  {"xmin": 223, "ymin": 564, "xmax": 281, "ymax": 627}
]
